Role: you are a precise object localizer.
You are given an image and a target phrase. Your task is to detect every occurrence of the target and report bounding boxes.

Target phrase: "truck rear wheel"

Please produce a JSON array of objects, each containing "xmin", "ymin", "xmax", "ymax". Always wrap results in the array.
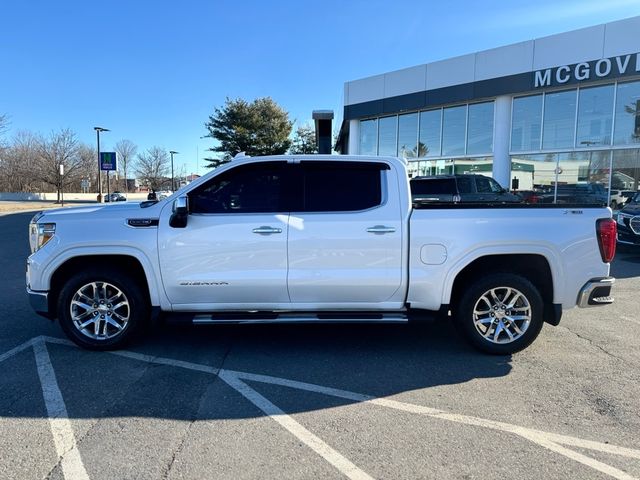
[
  {"xmin": 455, "ymin": 273, "xmax": 544, "ymax": 354},
  {"xmin": 57, "ymin": 268, "xmax": 149, "ymax": 350}
]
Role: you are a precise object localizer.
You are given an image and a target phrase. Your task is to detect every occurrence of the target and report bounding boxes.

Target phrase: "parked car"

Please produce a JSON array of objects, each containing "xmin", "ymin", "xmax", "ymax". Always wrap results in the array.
[
  {"xmin": 608, "ymin": 189, "xmax": 635, "ymax": 210},
  {"xmin": 410, "ymin": 174, "xmax": 522, "ymax": 204},
  {"xmin": 27, "ymin": 155, "xmax": 616, "ymax": 355},
  {"xmin": 616, "ymin": 192, "xmax": 640, "ymax": 248},
  {"xmin": 535, "ymin": 183, "xmax": 608, "ymax": 206},
  {"xmin": 105, "ymin": 192, "xmax": 126, "ymax": 202}
]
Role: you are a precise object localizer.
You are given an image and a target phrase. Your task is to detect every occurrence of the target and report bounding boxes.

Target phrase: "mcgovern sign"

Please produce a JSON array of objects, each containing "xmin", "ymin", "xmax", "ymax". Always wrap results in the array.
[{"xmin": 534, "ymin": 53, "xmax": 640, "ymax": 88}]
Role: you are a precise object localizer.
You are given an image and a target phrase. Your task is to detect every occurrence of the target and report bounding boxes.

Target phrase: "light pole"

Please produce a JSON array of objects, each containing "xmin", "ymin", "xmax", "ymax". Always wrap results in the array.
[
  {"xmin": 94, "ymin": 127, "xmax": 109, "ymax": 202},
  {"xmin": 169, "ymin": 151, "xmax": 178, "ymax": 191}
]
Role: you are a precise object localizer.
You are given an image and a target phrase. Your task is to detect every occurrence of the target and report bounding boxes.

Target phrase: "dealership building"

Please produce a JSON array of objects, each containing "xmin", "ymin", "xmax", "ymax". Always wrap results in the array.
[{"xmin": 336, "ymin": 16, "xmax": 640, "ymax": 203}]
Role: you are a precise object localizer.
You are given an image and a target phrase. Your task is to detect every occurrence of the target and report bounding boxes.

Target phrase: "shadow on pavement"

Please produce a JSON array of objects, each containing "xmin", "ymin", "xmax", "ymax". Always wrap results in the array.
[
  {"xmin": 610, "ymin": 249, "xmax": 640, "ymax": 279},
  {"xmin": 1, "ymin": 209, "xmax": 512, "ymax": 422}
]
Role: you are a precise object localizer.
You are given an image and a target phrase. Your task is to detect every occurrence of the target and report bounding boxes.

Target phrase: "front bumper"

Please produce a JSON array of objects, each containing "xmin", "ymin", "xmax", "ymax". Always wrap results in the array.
[
  {"xmin": 27, "ymin": 288, "xmax": 52, "ymax": 319},
  {"xmin": 577, "ymin": 277, "xmax": 615, "ymax": 308},
  {"xmin": 617, "ymin": 225, "xmax": 640, "ymax": 246}
]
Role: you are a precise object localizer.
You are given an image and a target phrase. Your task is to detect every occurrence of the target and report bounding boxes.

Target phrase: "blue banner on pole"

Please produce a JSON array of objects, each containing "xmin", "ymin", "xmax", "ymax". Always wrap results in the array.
[{"xmin": 100, "ymin": 152, "xmax": 117, "ymax": 171}]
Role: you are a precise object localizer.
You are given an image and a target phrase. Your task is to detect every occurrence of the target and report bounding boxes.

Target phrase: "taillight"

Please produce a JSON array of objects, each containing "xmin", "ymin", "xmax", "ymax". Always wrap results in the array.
[{"xmin": 596, "ymin": 218, "xmax": 617, "ymax": 263}]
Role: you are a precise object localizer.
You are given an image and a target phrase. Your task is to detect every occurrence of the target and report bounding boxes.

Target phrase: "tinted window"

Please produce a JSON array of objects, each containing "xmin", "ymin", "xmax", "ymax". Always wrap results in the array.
[
  {"xmin": 419, "ymin": 109, "xmax": 442, "ymax": 157},
  {"xmin": 378, "ymin": 116, "xmax": 397, "ymax": 156},
  {"xmin": 190, "ymin": 162, "xmax": 287, "ymax": 214},
  {"xmin": 442, "ymin": 106, "xmax": 467, "ymax": 156},
  {"xmin": 411, "ymin": 178, "xmax": 456, "ymax": 195},
  {"xmin": 359, "ymin": 119, "xmax": 377, "ymax": 155},
  {"xmin": 456, "ymin": 176, "xmax": 473, "ymax": 194},
  {"xmin": 488, "ymin": 178, "xmax": 504, "ymax": 193},
  {"xmin": 576, "ymin": 84, "xmax": 614, "ymax": 147},
  {"xmin": 301, "ymin": 162, "xmax": 384, "ymax": 212},
  {"xmin": 476, "ymin": 176, "xmax": 502, "ymax": 194},
  {"xmin": 511, "ymin": 95, "xmax": 542, "ymax": 151},
  {"xmin": 543, "ymin": 90, "xmax": 577, "ymax": 149},
  {"xmin": 467, "ymin": 102, "xmax": 494, "ymax": 154}
]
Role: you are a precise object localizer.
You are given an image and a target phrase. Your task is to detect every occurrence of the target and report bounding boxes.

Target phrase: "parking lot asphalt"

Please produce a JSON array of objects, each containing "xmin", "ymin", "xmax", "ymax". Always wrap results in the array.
[{"xmin": 1, "ymin": 210, "xmax": 639, "ymax": 480}]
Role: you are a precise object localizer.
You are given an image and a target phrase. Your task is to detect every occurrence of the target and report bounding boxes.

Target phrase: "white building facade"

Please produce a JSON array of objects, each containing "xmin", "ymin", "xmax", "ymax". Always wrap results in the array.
[{"xmin": 336, "ymin": 16, "xmax": 640, "ymax": 204}]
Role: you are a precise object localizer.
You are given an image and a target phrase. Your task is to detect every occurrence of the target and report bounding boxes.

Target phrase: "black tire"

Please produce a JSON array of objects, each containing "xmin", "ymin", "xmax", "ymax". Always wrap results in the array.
[
  {"xmin": 57, "ymin": 268, "xmax": 149, "ymax": 350},
  {"xmin": 454, "ymin": 273, "xmax": 544, "ymax": 355}
]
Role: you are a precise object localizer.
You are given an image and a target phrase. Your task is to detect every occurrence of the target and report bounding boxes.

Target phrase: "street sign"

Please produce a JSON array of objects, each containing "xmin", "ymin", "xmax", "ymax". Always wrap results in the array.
[{"xmin": 100, "ymin": 152, "xmax": 117, "ymax": 171}]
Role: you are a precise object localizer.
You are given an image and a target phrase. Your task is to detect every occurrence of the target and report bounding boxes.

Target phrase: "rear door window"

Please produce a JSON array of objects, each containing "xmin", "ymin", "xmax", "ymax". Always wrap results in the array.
[
  {"xmin": 455, "ymin": 176, "xmax": 474, "ymax": 194},
  {"xmin": 410, "ymin": 178, "xmax": 456, "ymax": 195},
  {"xmin": 299, "ymin": 161, "xmax": 386, "ymax": 212}
]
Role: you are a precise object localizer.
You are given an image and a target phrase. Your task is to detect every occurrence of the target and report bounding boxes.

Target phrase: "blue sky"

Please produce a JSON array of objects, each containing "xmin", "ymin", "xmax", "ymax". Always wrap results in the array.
[{"xmin": 2, "ymin": 0, "xmax": 639, "ymax": 175}]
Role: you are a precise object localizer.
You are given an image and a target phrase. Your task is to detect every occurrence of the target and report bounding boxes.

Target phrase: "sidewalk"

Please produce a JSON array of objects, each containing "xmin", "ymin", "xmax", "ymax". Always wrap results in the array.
[{"xmin": 0, "ymin": 200, "xmax": 97, "ymax": 215}]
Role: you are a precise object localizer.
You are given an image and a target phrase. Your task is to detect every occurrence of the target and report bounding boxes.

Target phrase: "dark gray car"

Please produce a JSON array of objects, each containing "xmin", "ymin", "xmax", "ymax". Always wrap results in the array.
[{"xmin": 410, "ymin": 174, "xmax": 522, "ymax": 204}]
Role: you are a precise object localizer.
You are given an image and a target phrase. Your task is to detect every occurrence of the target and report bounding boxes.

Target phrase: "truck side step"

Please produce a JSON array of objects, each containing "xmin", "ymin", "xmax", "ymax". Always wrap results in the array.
[{"xmin": 190, "ymin": 311, "xmax": 409, "ymax": 325}]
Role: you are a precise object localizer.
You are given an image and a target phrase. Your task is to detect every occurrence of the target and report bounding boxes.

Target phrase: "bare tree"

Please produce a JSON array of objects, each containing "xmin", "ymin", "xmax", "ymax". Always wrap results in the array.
[
  {"xmin": 114, "ymin": 139, "xmax": 137, "ymax": 194},
  {"xmin": 135, "ymin": 146, "xmax": 170, "ymax": 191},
  {"xmin": 0, "ymin": 131, "xmax": 41, "ymax": 192},
  {"xmin": 0, "ymin": 114, "xmax": 8, "ymax": 139},
  {"xmin": 33, "ymin": 129, "xmax": 84, "ymax": 202}
]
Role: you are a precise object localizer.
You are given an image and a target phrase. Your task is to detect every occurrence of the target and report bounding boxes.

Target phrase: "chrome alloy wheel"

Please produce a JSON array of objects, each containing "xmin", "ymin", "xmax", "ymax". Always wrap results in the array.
[
  {"xmin": 472, "ymin": 287, "xmax": 531, "ymax": 344},
  {"xmin": 70, "ymin": 282, "xmax": 130, "ymax": 340}
]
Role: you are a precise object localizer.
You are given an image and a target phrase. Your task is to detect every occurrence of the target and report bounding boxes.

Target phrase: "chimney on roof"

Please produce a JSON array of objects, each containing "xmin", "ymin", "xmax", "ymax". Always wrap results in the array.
[{"xmin": 312, "ymin": 110, "xmax": 334, "ymax": 154}]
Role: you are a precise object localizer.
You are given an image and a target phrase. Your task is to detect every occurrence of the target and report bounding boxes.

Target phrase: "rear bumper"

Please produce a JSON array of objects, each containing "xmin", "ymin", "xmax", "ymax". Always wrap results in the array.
[
  {"xmin": 577, "ymin": 277, "xmax": 615, "ymax": 308},
  {"xmin": 27, "ymin": 288, "xmax": 53, "ymax": 319}
]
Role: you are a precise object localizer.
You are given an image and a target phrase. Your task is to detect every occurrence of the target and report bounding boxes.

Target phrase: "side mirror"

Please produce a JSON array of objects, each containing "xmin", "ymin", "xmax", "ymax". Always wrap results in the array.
[{"xmin": 169, "ymin": 195, "xmax": 189, "ymax": 228}]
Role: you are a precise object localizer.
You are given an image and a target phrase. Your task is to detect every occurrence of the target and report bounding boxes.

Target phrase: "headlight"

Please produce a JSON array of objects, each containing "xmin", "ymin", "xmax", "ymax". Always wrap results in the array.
[
  {"xmin": 616, "ymin": 213, "xmax": 629, "ymax": 227},
  {"xmin": 29, "ymin": 221, "xmax": 56, "ymax": 253}
]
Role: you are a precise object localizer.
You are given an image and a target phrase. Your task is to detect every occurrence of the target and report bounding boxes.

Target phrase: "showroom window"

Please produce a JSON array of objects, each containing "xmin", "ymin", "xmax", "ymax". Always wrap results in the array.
[
  {"xmin": 378, "ymin": 116, "xmax": 397, "ymax": 156},
  {"xmin": 398, "ymin": 113, "xmax": 418, "ymax": 158},
  {"xmin": 418, "ymin": 109, "xmax": 442, "ymax": 157},
  {"xmin": 542, "ymin": 89, "xmax": 577, "ymax": 150},
  {"xmin": 511, "ymin": 95, "xmax": 542, "ymax": 151},
  {"xmin": 442, "ymin": 105, "xmax": 467, "ymax": 156},
  {"xmin": 614, "ymin": 80, "xmax": 640, "ymax": 146},
  {"xmin": 359, "ymin": 119, "xmax": 378, "ymax": 155},
  {"xmin": 467, "ymin": 102, "xmax": 494, "ymax": 155},
  {"xmin": 576, "ymin": 84, "xmax": 614, "ymax": 148}
]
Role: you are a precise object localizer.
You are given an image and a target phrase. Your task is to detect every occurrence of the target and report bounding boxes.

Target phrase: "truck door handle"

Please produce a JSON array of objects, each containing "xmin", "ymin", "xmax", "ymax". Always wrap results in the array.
[
  {"xmin": 252, "ymin": 226, "xmax": 282, "ymax": 235},
  {"xmin": 366, "ymin": 225, "xmax": 396, "ymax": 234}
]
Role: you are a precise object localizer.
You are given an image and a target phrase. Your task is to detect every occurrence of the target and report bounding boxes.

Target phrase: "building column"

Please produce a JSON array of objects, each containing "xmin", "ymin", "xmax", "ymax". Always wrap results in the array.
[
  {"xmin": 493, "ymin": 95, "xmax": 512, "ymax": 188},
  {"xmin": 348, "ymin": 119, "xmax": 360, "ymax": 155}
]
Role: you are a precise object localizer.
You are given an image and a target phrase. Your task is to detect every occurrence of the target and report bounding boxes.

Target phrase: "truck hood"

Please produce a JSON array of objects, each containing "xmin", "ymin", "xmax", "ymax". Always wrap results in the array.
[
  {"xmin": 620, "ymin": 203, "xmax": 640, "ymax": 215},
  {"xmin": 37, "ymin": 201, "xmax": 165, "ymax": 221}
]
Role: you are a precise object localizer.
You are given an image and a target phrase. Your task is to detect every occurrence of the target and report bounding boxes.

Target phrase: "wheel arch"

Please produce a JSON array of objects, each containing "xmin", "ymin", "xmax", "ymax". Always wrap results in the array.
[
  {"xmin": 447, "ymin": 253, "xmax": 559, "ymax": 325},
  {"xmin": 47, "ymin": 253, "xmax": 157, "ymax": 319}
]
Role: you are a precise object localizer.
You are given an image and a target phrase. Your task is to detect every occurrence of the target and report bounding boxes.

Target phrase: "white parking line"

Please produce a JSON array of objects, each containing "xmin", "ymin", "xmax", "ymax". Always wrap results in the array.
[
  {"xmin": 2, "ymin": 336, "xmax": 638, "ymax": 480},
  {"xmin": 33, "ymin": 340, "xmax": 89, "ymax": 480},
  {"xmin": 0, "ymin": 337, "xmax": 37, "ymax": 364},
  {"xmin": 219, "ymin": 370, "xmax": 375, "ymax": 480}
]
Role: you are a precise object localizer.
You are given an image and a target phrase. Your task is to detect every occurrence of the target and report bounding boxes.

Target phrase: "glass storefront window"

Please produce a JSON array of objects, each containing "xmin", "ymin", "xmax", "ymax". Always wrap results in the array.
[
  {"xmin": 378, "ymin": 116, "xmax": 397, "ymax": 156},
  {"xmin": 398, "ymin": 113, "xmax": 418, "ymax": 158},
  {"xmin": 542, "ymin": 90, "xmax": 577, "ymax": 150},
  {"xmin": 453, "ymin": 157, "xmax": 493, "ymax": 176},
  {"xmin": 442, "ymin": 105, "xmax": 467, "ymax": 156},
  {"xmin": 467, "ymin": 102, "xmax": 494, "ymax": 155},
  {"xmin": 510, "ymin": 152, "xmax": 612, "ymax": 206},
  {"xmin": 614, "ymin": 81, "xmax": 640, "ymax": 146},
  {"xmin": 611, "ymin": 149, "xmax": 640, "ymax": 191},
  {"xmin": 576, "ymin": 84, "xmax": 614, "ymax": 148},
  {"xmin": 511, "ymin": 95, "xmax": 542, "ymax": 152},
  {"xmin": 359, "ymin": 119, "xmax": 377, "ymax": 155},
  {"xmin": 418, "ymin": 109, "xmax": 441, "ymax": 157}
]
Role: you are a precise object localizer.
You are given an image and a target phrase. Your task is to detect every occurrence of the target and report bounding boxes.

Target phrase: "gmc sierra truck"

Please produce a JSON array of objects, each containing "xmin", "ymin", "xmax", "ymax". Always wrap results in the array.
[{"xmin": 26, "ymin": 155, "xmax": 617, "ymax": 354}]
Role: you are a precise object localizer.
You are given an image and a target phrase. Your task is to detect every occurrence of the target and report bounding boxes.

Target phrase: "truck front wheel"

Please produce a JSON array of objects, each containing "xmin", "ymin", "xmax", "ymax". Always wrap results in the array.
[
  {"xmin": 455, "ymin": 273, "xmax": 544, "ymax": 354},
  {"xmin": 57, "ymin": 269, "xmax": 149, "ymax": 350}
]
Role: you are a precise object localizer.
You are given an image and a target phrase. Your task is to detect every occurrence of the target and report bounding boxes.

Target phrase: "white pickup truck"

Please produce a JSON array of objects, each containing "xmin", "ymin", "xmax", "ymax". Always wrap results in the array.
[{"xmin": 26, "ymin": 155, "xmax": 617, "ymax": 354}]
